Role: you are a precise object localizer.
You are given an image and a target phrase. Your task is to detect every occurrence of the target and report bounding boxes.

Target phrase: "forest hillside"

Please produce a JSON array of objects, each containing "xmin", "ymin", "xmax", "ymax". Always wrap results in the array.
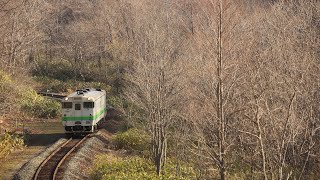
[{"xmin": 0, "ymin": 0, "xmax": 319, "ymax": 179}]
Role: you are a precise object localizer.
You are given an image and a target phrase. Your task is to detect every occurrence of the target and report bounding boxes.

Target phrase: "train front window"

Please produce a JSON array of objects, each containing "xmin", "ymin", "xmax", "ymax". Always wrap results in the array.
[
  {"xmin": 75, "ymin": 103, "xmax": 81, "ymax": 110},
  {"xmin": 84, "ymin": 102, "xmax": 94, "ymax": 108},
  {"xmin": 62, "ymin": 102, "xmax": 72, "ymax": 109}
]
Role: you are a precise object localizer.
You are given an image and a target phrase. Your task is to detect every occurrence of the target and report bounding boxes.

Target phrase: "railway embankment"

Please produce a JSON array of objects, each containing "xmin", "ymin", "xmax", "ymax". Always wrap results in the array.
[
  {"xmin": 5, "ymin": 108, "xmax": 125, "ymax": 179},
  {"xmin": 13, "ymin": 129, "xmax": 113, "ymax": 180},
  {"xmin": 14, "ymin": 138, "xmax": 67, "ymax": 180},
  {"xmin": 61, "ymin": 130, "xmax": 112, "ymax": 180},
  {"xmin": 0, "ymin": 120, "xmax": 65, "ymax": 179}
]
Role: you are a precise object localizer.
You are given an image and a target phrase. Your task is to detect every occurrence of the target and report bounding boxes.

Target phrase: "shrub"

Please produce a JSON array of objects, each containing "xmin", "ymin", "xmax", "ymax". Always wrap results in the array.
[
  {"xmin": 0, "ymin": 70, "xmax": 12, "ymax": 88},
  {"xmin": 0, "ymin": 132, "xmax": 24, "ymax": 159},
  {"xmin": 91, "ymin": 155, "xmax": 197, "ymax": 180},
  {"xmin": 0, "ymin": 71, "xmax": 61, "ymax": 119},
  {"xmin": 0, "ymin": 71, "xmax": 14, "ymax": 111},
  {"xmin": 113, "ymin": 128, "xmax": 150, "ymax": 152},
  {"xmin": 33, "ymin": 76, "xmax": 112, "ymax": 94},
  {"xmin": 33, "ymin": 59, "xmax": 74, "ymax": 81},
  {"xmin": 19, "ymin": 88, "xmax": 61, "ymax": 118},
  {"xmin": 106, "ymin": 96, "xmax": 123, "ymax": 109}
]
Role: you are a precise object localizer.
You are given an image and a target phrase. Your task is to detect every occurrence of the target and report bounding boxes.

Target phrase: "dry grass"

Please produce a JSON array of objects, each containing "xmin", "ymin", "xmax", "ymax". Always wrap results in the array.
[
  {"xmin": 0, "ymin": 146, "xmax": 44, "ymax": 179},
  {"xmin": 0, "ymin": 120, "xmax": 65, "ymax": 179}
]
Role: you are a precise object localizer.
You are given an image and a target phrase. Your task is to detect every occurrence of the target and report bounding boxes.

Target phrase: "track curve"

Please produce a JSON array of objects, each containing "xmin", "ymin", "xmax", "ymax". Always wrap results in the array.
[{"xmin": 33, "ymin": 135, "xmax": 89, "ymax": 180}]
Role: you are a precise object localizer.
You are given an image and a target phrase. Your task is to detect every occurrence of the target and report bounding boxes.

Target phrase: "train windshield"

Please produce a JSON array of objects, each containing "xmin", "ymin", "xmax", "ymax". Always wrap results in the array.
[
  {"xmin": 75, "ymin": 104, "xmax": 81, "ymax": 110},
  {"xmin": 62, "ymin": 102, "xmax": 72, "ymax": 109},
  {"xmin": 84, "ymin": 102, "xmax": 94, "ymax": 108}
]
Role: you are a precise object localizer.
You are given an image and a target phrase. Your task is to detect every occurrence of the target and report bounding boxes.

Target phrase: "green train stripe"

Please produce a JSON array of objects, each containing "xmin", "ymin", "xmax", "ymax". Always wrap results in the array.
[{"xmin": 62, "ymin": 107, "xmax": 107, "ymax": 121}]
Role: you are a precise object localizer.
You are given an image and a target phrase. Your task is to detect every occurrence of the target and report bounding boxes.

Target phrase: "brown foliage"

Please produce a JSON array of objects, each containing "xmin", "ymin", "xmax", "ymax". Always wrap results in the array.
[{"xmin": 0, "ymin": 0, "xmax": 319, "ymax": 178}]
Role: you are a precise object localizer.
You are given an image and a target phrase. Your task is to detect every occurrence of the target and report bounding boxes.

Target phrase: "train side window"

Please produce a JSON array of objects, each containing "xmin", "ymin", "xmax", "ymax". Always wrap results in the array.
[
  {"xmin": 83, "ymin": 102, "xmax": 94, "ymax": 108},
  {"xmin": 62, "ymin": 102, "xmax": 72, "ymax": 109},
  {"xmin": 75, "ymin": 103, "xmax": 81, "ymax": 110}
]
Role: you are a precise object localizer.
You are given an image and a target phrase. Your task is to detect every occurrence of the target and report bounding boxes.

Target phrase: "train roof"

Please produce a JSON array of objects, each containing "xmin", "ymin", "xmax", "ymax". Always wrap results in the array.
[{"xmin": 64, "ymin": 88, "xmax": 105, "ymax": 101}]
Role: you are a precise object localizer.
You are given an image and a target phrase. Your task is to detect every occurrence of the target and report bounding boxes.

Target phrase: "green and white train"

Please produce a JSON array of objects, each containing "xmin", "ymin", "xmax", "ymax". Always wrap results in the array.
[{"xmin": 61, "ymin": 88, "xmax": 107, "ymax": 134}]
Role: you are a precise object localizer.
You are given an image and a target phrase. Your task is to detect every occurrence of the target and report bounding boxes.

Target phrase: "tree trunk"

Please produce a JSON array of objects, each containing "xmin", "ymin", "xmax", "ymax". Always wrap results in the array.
[{"xmin": 217, "ymin": 1, "xmax": 226, "ymax": 179}]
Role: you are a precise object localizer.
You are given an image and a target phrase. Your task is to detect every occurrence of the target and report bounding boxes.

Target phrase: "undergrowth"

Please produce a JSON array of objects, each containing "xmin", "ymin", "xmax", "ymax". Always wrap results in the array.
[
  {"xmin": 33, "ymin": 76, "xmax": 112, "ymax": 94},
  {"xmin": 90, "ymin": 155, "xmax": 196, "ymax": 180},
  {"xmin": 113, "ymin": 128, "xmax": 150, "ymax": 152},
  {"xmin": 0, "ymin": 70, "xmax": 60, "ymax": 119},
  {"xmin": 19, "ymin": 88, "xmax": 61, "ymax": 118},
  {"xmin": 0, "ymin": 132, "xmax": 24, "ymax": 159}
]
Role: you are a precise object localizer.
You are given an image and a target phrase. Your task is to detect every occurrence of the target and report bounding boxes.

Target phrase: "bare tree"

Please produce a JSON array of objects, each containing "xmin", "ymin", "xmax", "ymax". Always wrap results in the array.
[
  {"xmin": 235, "ymin": 1, "xmax": 320, "ymax": 179},
  {"xmin": 125, "ymin": 0, "xmax": 188, "ymax": 175},
  {"xmin": 0, "ymin": 0, "xmax": 51, "ymax": 75},
  {"xmin": 184, "ymin": 0, "xmax": 248, "ymax": 179}
]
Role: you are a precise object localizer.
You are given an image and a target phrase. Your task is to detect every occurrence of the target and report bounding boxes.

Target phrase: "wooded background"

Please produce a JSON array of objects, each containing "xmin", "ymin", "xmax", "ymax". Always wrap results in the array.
[{"xmin": 0, "ymin": 0, "xmax": 319, "ymax": 179}]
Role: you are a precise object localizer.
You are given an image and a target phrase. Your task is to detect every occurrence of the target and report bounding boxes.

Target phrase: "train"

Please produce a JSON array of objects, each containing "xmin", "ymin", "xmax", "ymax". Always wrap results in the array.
[{"xmin": 61, "ymin": 88, "xmax": 107, "ymax": 134}]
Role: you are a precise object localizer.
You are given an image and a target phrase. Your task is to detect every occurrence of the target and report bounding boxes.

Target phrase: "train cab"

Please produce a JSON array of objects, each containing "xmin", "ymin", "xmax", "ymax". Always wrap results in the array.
[{"xmin": 61, "ymin": 88, "xmax": 107, "ymax": 134}]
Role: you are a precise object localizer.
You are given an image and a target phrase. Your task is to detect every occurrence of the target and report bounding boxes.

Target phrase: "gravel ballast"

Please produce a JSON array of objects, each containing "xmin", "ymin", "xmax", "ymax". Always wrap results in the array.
[
  {"xmin": 14, "ymin": 138, "xmax": 67, "ymax": 180},
  {"xmin": 62, "ymin": 131, "xmax": 111, "ymax": 180}
]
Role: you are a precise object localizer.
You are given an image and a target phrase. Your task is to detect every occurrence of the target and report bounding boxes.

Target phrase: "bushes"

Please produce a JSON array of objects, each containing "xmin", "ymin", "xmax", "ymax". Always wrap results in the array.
[
  {"xmin": 91, "ymin": 155, "xmax": 196, "ymax": 180},
  {"xmin": 99, "ymin": 128, "xmax": 197, "ymax": 179},
  {"xmin": 32, "ymin": 58, "xmax": 118, "ymax": 84},
  {"xmin": 0, "ymin": 71, "xmax": 15, "ymax": 113},
  {"xmin": 33, "ymin": 59, "xmax": 74, "ymax": 81},
  {"xmin": 33, "ymin": 76, "xmax": 112, "ymax": 93},
  {"xmin": 91, "ymin": 155, "xmax": 157, "ymax": 180},
  {"xmin": 0, "ymin": 71, "xmax": 61, "ymax": 119},
  {"xmin": 33, "ymin": 76, "xmax": 72, "ymax": 92},
  {"xmin": 21, "ymin": 98, "xmax": 60, "ymax": 118},
  {"xmin": 19, "ymin": 88, "xmax": 61, "ymax": 118},
  {"xmin": 106, "ymin": 96, "xmax": 123, "ymax": 109},
  {"xmin": 0, "ymin": 70, "xmax": 12, "ymax": 88},
  {"xmin": 0, "ymin": 132, "xmax": 24, "ymax": 159},
  {"xmin": 113, "ymin": 128, "xmax": 150, "ymax": 152}
]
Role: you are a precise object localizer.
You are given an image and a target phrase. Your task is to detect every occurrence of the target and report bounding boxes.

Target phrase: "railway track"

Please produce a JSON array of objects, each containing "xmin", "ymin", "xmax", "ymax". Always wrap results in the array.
[{"xmin": 33, "ymin": 135, "xmax": 90, "ymax": 180}]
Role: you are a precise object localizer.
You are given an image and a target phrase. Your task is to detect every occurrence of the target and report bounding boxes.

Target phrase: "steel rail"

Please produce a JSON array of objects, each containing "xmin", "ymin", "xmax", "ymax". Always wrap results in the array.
[
  {"xmin": 33, "ymin": 134, "xmax": 89, "ymax": 180},
  {"xmin": 52, "ymin": 134, "xmax": 90, "ymax": 179},
  {"xmin": 33, "ymin": 138, "xmax": 72, "ymax": 180}
]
